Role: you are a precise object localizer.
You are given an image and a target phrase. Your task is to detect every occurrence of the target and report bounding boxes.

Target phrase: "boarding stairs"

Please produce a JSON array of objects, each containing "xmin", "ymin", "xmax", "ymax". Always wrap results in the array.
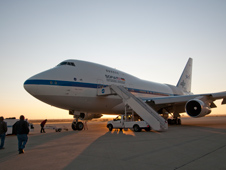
[{"xmin": 98, "ymin": 85, "xmax": 168, "ymax": 131}]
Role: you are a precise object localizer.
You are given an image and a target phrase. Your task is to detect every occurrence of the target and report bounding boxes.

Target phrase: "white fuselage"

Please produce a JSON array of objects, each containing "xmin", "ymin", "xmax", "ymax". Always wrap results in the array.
[{"xmin": 24, "ymin": 60, "xmax": 185, "ymax": 115}]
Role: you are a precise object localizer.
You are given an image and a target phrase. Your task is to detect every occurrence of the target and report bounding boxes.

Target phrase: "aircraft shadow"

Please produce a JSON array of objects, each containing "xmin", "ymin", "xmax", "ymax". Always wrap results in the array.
[{"xmin": 63, "ymin": 125, "xmax": 226, "ymax": 170}]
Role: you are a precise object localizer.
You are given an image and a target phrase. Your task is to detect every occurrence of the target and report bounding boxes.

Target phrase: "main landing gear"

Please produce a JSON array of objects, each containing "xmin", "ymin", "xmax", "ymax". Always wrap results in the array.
[
  {"xmin": 71, "ymin": 116, "xmax": 84, "ymax": 131},
  {"xmin": 167, "ymin": 118, "xmax": 181, "ymax": 125},
  {"xmin": 165, "ymin": 111, "xmax": 182, "ymax": 125},
  {"xmin": 162, "ymin": 111, "xmax": 181, "ymax": 125}
]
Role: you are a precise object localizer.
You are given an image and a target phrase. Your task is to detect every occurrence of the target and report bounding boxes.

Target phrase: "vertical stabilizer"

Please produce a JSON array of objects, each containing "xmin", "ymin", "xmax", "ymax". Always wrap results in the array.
[{"xmin": 176, "ymin": 58, "xmax": 193, "ymax": 93}]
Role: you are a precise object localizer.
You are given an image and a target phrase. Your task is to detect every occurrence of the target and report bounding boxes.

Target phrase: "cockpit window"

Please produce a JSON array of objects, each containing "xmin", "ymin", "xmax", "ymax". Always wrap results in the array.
[
  {"xmin": 68, "ymin": 62, "xmax": 75, "ymax": 66},
  {"xmin": 57, "ymin": 62, "xmax": 75, "ymax": 67}
]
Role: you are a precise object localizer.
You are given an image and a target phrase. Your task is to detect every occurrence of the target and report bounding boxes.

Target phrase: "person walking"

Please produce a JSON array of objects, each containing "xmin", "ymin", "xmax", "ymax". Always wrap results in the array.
[
  {"xmin": 13, "ymin": 115, "xmax": 29, "ymax": 154},
  {"xmin": 40, "ymin": 119, "xmax": 47, "ymax": 133},
  {"xmin": 0, "ymin": 116, "xmax": 7, "ymax": 149}
]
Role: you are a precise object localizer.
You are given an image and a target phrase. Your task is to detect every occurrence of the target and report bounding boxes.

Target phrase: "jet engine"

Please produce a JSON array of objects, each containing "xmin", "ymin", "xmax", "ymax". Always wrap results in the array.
[
  {"xmin": 185, "ymin": 99, "xmax": 211, "ymax": 118},
  {"xmin": 79, "ymin": 113, "xmax": 103, "ymax": 120},
  {"xmin": 69, "ymin": 110, "xmax": 103, "ymax": 120}
]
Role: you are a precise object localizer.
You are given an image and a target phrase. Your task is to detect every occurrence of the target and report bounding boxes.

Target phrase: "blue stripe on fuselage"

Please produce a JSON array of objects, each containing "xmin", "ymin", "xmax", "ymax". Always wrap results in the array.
[
  {"xmin": 24, "ymin": 79, "xmax": 98, "ymax": 88},
  {"xmin": 24, "ymin": 79, "xmax": 174, "ymax": 96}
]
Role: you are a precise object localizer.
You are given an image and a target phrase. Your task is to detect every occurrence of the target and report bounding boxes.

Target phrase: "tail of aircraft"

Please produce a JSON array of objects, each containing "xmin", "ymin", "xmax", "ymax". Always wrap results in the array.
[{"xmin": 176, "ymin": 58, "xmax": 193, "ymax": 93}]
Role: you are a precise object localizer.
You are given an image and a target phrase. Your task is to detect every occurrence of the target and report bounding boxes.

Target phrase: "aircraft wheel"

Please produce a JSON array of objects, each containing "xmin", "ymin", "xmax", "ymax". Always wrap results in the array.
[
  {"xmin": 172, "ymin": 119, "xmax": 176, "ymax": 125},
  {"xmin": 108, "ymin": 124, "xmax": 113, "ymax": 131},
  {"xmin": 168, "ymin": 119, "xmax": 179, "ymax": 125},
  {"xmin": 72, "ymin": 122, "xmax": 77, "ymax": 130},
  {"xmin": 177, "ymin": 119, "xmax": 181, "ymax": 125},
  {"xmin": 133, "ymin": 125, "xmax": 141, "ymax": 132},
  {"xmin": 76, "ymin": 122, "xmax": 84, "ymax": 131}
]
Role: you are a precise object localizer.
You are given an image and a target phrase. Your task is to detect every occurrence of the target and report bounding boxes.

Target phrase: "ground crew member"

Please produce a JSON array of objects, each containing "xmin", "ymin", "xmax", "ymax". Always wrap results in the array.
[
  {"xmin": 0, "ymin": 116, "xmax": 7, "ymax": 149},
  {"xmin": 13, "ymin": 115, "xmax": 29, "ymax": 154},
  {"xmin": 40, "ymin": 119, "xmax": 47, "ymax": 133}
]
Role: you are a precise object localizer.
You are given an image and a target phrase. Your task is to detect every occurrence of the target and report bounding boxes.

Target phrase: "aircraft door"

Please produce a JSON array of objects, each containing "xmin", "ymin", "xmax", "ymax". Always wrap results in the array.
[
  {"xmin": 97, "ymin": 79, "xmax": 104, "ymax": 95},
  {"xmin": 97, "ymin": 79, "xmax": 104, "ymax": 89}
]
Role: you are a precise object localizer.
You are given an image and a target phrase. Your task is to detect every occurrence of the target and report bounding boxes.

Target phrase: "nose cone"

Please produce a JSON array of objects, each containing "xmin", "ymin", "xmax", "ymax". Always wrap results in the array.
[
  {"xmin": 23, "ymin": 70, "xmax": 49, "ymax": 96},
  {"xmin": 24, "ymin": 68, "xmax": 53, "ymax": 95},
  {"xmin": 24, "ymin": 79, "xmax": 38, "ymax": 96},
  {"xmin": 23, "ymin": 67, "xmax": 65, "ymax": 96}
]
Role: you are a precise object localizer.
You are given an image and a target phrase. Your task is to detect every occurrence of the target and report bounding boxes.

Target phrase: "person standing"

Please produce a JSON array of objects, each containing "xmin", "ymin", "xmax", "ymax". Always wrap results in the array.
[
  {"xmin": 83, "ymin": 120, "xmax": 88, "ymax": 130},
  {"xmin": 40, "ymin": 119, "xmax": 47, "ymax": 133},
  {"xmin": 0, "ymin": 116, "xmax": 7, "ymax": 149},
  {"xmin": 14, "ymin": 115, "xmax": 29, "ymax": 154}
]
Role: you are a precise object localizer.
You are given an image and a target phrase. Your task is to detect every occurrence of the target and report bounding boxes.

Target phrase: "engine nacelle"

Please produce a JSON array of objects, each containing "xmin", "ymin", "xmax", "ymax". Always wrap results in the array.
[
  {"xmin": 185, "ymin": 99, "xmax": 211, "ymax": 118},
  {"xmin": 69, "ymin": 110, "xmax": 102, "ymax": 120},
  {"xmin": 79, "ymin": 113, "xmax": 102, "ymax": 120}
]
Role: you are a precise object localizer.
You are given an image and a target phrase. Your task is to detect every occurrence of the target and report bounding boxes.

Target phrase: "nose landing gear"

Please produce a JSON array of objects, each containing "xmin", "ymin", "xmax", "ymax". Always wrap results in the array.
[{"xmin": 71, "ymin": 116, "xmax": 84, "ymax": 131}]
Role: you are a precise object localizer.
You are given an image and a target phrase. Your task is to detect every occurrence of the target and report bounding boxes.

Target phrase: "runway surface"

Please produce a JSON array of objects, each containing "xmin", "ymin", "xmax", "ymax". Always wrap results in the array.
[{"xmin": 0, "ymin": 116, "xmax": 226, "ymax": 170}]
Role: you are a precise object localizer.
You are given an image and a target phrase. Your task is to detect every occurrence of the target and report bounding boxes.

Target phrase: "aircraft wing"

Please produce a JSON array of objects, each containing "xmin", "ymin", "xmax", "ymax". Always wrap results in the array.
[
  {"xmin": 142, "ymin": 91, "xmax": 226, "ymax": 116},
  {"xmin": 144, "ymin": 91, "xmax": 226, "ymax": 105}
]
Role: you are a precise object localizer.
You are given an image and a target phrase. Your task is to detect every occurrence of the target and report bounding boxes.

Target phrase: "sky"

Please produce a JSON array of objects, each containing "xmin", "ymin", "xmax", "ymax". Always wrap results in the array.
[{"xmin": 0, "ymin": 0, "xmax": 226, "ymax": 119}]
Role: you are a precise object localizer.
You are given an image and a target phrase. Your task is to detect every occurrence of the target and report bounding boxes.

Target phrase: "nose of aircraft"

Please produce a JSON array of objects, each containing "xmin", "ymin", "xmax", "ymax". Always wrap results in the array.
[
  {"xmin": 24, "ymin": 68, "xmax": 50, "ymax": 95},
  {"xmin": 24, "ymin": 66, "xmax": 71, "ymax": 97},
  {"xmin": 24, "ymin": 79, "xmax": 39, "ymax": 96},
  {"xmin": 23, "ymin": 67, "xmax": 64, "ymax": 96},
  {"xmin": 23, "ymin": 70, "xmax": 49, "ymax": 96}
]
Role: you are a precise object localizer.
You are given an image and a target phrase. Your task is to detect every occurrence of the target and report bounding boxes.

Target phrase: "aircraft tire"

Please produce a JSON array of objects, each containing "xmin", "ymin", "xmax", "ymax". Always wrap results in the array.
[
  {"xmin": 76, "ymin": 122, "xmax": 84, "ymax": 130},
  {"xmin": 72, "ymin": 122, "xmax": 77, "ymax": 130},
  {"xmin": 177, "ymin": 119, "xmax": 181, "ymax": 125},
  {"xmin": 172, "ymin": 119, "xmax": 176, "ymax": 125}
]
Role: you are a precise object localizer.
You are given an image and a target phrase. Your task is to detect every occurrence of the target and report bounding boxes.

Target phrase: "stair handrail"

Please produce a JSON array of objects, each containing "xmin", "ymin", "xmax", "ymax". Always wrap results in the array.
[{"xmin": 110, "ymin": 85, "xmax": 167, "ymax": 128}]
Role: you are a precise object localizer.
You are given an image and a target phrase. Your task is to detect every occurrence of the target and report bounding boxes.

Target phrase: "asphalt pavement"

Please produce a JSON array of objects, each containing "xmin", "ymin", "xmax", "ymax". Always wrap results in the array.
[{"xmin": 0, "ymin": 116, "xmax": 226, "ymax": 170}]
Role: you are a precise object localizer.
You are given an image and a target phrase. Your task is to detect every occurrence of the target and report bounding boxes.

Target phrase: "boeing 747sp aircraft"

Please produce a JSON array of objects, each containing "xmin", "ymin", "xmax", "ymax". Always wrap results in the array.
[{"xmin": 24, "ymin": 58, "xmax": 226, "ymax": 131}]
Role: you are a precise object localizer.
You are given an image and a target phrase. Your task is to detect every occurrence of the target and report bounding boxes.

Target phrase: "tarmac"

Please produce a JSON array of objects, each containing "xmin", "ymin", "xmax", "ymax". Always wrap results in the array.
[{"xmin": 0, "ymin": 116, "xmax": 226, "ymax": 170}]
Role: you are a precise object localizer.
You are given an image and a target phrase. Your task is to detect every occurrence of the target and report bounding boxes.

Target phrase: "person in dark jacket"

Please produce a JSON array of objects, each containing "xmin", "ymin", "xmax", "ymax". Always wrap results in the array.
[
  {"xmin": 40, "ymin": 119, "xmax": 47, "ymax": 133},
  {"xmin": 0, "ymin": 116, "xmax": 7, "ymax": 149},
  {"xmin": 14, "ymin": 115, "xmax": 29, "ymax": 154}
]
